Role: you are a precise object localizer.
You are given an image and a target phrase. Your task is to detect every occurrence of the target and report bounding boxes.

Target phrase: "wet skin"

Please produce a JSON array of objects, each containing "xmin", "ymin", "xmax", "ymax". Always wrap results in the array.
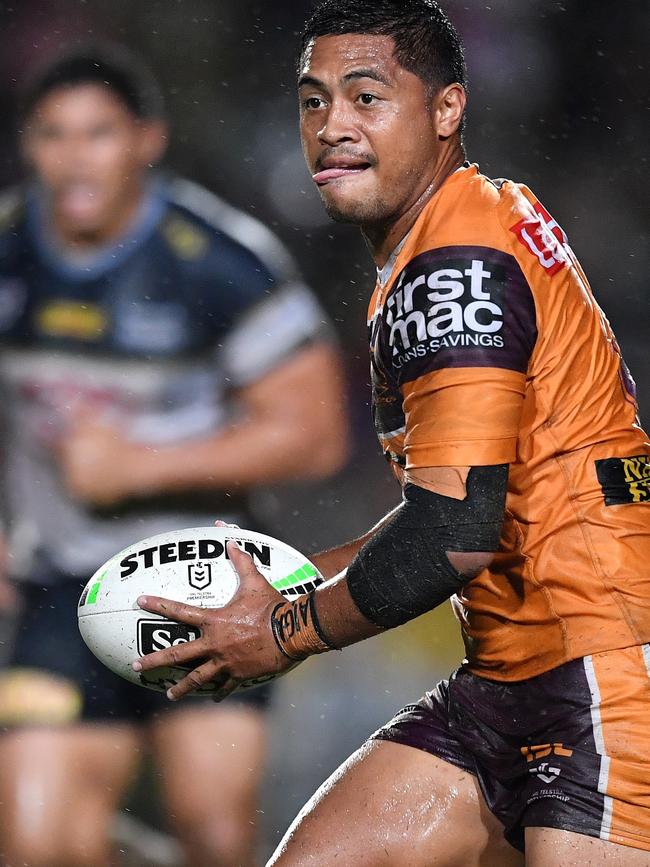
[{"xmin": 298, "ymin": 33, "xmax": 466, "ymax": 267}]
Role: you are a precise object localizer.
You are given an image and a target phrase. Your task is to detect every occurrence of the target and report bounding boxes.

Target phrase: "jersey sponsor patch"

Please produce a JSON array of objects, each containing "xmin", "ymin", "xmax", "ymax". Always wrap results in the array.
[
  {"xmin": 162, "ymin": 214, "xmax": 210, "ymax": 260},
  {"xmin": 36, "ymin": 300, "xmax": 107, "ymax": 341},
  {"xmin": 375, "ymin": 245, "xmax": 537, "ymax": 385},
  {"xmin": 595, "ymin": 454, "xmax": 650, "ymax": 505},
  {"xmin": 510, "ymin": 200, "xmax": 568, "ymax": 276}
]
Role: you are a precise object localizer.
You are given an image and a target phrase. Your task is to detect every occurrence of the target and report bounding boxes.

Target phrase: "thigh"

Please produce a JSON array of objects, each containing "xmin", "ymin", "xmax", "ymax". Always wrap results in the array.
[
  {"xmin": 151, "ymin": 701, "xmax": 267, "ymax": 827},
  {"xmin": 0, "ymin": 724, "xmax": 140, "ymax": 859},
  {"xmin": 269, "ymin": 739, "xmax": 523, "ymax": 867},
  {"xmin": 526, "ymin": 828, "xmax": 650, "ymax": 866}
]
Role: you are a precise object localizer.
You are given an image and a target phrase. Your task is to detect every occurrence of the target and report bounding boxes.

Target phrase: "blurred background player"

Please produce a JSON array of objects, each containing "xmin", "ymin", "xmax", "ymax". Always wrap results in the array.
[{"xmin": 0, "ymin": 44, "xmax": 347, "ymax": 867}]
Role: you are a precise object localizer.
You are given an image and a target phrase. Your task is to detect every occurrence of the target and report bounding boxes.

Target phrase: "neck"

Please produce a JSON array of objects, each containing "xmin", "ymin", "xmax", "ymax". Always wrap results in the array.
[{"xmin": 363, "ymin": 144, "xmax": 466, "ymax": 269}]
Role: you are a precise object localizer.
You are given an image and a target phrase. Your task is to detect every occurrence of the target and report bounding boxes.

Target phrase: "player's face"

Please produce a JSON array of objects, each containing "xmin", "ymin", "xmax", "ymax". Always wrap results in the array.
[
  {"xmin": 299, "ymin": 34, "xmax": 444, "ymax": 227},
  {"xmin": 23, "ymin": 84, "xmax": 165, "ymax": 237}
]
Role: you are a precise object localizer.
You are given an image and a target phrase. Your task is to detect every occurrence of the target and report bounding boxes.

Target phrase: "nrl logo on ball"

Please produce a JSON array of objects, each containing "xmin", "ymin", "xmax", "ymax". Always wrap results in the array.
[{"xmin": 188, "ymin": 561, "xmax": 212, "ymax": 590}]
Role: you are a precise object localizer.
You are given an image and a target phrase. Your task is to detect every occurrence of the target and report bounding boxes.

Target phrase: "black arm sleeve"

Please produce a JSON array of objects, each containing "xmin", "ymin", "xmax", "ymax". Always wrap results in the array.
[{"xmin": 346, "ymin": 464, "xmax": 509, "ymax": 629}]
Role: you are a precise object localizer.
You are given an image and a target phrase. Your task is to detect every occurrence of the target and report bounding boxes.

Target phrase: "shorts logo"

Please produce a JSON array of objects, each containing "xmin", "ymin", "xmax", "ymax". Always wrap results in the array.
[
  {"xmin": 137, "ymin": 619, "xmax": 200, "ymax": 655},
  {"xmin": 510, "ymin": 201, "xmax": 568, "ymax": 276},
  {"xmin": 188, "ymin": 562, "xmax": 212, "ymax": 590},
  {"xmin": 521, "ymin": 743, "xmax": 573, "ymax": 783}
]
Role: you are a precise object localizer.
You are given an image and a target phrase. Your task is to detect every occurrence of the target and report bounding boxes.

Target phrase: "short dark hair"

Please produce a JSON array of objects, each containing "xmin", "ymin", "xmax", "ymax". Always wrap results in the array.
[
  {"xmin": 21, "ymin": 43, "xmax": 165, "ymax": 121},
  {"xmin": 301, "ymin": 0, "xmax": 467, "ymax": 96}
]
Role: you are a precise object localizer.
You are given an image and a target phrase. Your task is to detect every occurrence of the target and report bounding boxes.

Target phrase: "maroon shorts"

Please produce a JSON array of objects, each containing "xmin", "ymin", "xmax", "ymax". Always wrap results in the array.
[{"xmin": 372, "ymin": 645, "xmax": 650, "ymax": 853}]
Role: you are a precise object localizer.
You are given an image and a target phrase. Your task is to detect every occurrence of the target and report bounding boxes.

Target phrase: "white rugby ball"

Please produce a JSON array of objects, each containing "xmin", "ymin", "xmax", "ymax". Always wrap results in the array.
[{"xmin": 78, "ymin": 526, "xmax": 323, "ymax": 695}]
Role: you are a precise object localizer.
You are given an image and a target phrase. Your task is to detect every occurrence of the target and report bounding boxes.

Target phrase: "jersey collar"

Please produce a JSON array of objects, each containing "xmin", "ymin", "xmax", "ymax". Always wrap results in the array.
[{"xmin": 26, "ymin": 177, "xmax": 167, "ymax": 282}]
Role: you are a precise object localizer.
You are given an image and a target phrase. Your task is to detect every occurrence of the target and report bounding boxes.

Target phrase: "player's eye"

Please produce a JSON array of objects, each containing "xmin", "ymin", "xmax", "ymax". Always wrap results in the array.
[
  {"xmin": 35, "ymin": 125, "xmax": 62, "ymax": 142},
  {"xmin": 303, "ymin": 96, "xmax": 326, "ymax": 110},
  {"xmin": 358, "ymin": 93, "xmax": 378, "ymax": 106},
  {"xmin": 90, "ymin": 123, "xmax": 115, "ymax": 140}
]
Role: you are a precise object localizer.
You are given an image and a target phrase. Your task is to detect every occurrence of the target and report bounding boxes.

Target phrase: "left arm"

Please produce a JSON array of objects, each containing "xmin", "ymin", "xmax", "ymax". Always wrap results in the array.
[{"xmin": 61, "ymin": 341, "xmax": 348, "ymax": 505}]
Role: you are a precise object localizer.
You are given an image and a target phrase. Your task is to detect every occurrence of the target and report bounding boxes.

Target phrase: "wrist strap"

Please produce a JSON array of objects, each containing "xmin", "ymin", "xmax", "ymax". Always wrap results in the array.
[{"xmin": 271, "ymin": 591, "xmax": 337, "ymax": 661}]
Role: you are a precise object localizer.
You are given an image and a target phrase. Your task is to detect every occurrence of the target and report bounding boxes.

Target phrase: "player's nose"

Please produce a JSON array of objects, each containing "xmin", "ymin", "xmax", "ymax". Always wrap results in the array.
[{"xmin": 317, "ymin": 99, "xmax": 360, "ymax": 147}]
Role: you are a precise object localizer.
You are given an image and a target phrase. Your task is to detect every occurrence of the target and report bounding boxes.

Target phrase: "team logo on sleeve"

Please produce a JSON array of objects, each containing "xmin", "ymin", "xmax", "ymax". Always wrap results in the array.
[
  {"xmin": 376, "ymin": 246, "xmax": 537, "ymax": 384},
  {"xmin": 510, "ymin": 201, "xmax": 568, "ymax": 275},
  {"xmin": 595, "ymin": 455, "xmax": 650, "ymax": 505}
]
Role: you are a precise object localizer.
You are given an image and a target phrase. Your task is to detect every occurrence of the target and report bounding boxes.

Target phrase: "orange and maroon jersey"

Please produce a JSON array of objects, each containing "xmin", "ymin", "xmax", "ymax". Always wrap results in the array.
[{"xmin": 369, "ymin": 163, "xmax": 650, "ymax": 681}]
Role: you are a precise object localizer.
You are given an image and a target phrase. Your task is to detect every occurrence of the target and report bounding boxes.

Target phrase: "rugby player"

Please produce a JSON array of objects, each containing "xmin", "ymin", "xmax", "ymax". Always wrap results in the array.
[
  {"xmin": 136, "ymin": 1, "xmax": 650, "ymax": 864},
  {"xmin": 0, "ymin": 45, "xmax": 347, "ymax": 867}
]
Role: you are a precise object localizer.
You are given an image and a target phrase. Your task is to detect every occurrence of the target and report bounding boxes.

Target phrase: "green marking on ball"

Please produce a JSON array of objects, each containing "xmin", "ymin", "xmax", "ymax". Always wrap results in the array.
[
  {"xmin": 272, "ymin": 562, "xmax": 318, "ymax": 591},
  {"xmin": 86, "ymin": 570, "xmax": 109, "ymax": 605}
]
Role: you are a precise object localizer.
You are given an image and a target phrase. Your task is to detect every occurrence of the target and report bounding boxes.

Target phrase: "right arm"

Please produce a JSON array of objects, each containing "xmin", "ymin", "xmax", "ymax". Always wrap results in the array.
[
  {"xmin": 310, "ymin": 463, "xmax": 473, "ymax": 578},
  {"xmin": 133, "ymin": 462, "xmax": 508, "ymax": 699},
  {"xmin": 309, "ymin": 504, "xmax": 402, "ymax": 579},
  {"xmin": 300, "ymin": 463, "xmax": 508, "ymax": 654}
]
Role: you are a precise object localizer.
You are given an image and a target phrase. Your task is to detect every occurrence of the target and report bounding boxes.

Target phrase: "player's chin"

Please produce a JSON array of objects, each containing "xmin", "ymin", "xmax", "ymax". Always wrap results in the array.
[
  {"xmin": 58, "ymin": 208, "xmax": 108, "ymax": 235},
  {"xmin": 319, "ymin": 187, "xmax": 380, "ymax": 225}
]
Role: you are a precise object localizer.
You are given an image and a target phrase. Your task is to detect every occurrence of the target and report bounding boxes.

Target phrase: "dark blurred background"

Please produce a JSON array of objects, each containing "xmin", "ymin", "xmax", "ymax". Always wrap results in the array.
[{"xmin": 0, "ymin": 0, "xmax": 647, "ymax": 862}]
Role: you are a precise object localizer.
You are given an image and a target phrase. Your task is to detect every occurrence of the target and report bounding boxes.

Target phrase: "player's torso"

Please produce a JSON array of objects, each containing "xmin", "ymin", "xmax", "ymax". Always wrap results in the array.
[
  {"xmin": 369, "ymin": 164, "xmax": 650, "ymax": 680},
  {"xmin": 0, "ymin": 183, "xmax": 259, "ymax": 577}
]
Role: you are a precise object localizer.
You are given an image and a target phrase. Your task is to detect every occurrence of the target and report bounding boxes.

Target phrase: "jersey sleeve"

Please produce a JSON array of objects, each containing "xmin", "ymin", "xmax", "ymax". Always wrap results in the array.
[
  {"xmin": 164, "ymin": 178, "xmax": 333, "ymax": 388},
  {"xmin": 220, "ymin": 280, "xmax": 331, "ymax": 388},
  {"xmin": 378, "ymin": 245, "xmax": 537, "ymax": 468}
]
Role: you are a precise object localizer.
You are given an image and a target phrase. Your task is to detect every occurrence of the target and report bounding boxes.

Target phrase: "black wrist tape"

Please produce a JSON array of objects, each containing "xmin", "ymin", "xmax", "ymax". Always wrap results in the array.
[{"xmin": 346, "ymin": 464, "xmax": 508, "ymax": 629}]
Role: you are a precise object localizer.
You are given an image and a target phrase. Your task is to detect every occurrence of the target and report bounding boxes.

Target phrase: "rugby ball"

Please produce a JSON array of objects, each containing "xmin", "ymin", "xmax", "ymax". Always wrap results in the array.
[{"xmin": 78, "ymin": 526, "xmax": 323, "ymax": 695}]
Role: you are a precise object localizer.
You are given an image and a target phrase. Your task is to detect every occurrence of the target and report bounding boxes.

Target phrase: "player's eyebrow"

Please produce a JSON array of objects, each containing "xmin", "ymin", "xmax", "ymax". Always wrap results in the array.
[
  {"xmin": 342, "ymin": 69, "xmax": 392, "ymax": 87},
  {"xmin": 298, "ymin": 74, "xmax": 325, "ymax": 90},
  {"xmin": 298, "ymin": 69, "xmax": 392, "ymax": 90}
]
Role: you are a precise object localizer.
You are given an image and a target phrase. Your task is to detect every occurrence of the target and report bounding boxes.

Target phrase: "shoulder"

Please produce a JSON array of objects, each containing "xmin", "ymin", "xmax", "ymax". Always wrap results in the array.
[
  {"xmin": 413, "ymin": 164, "xmax": 547, "ymax": 250},
  {"xmin": 444, "ymin": 166, "xmax": 569, "ymax": 278},
  {"xmin": 156, "ymin": 178, "xmax": 328, "ymax": 338},
  {"xmin": 161, "ymin": 176, "xmax": 297, "ymax": 282},
  {"xmin": 398, "ymin": 164, "xmax": 570, "ymax": 305}
]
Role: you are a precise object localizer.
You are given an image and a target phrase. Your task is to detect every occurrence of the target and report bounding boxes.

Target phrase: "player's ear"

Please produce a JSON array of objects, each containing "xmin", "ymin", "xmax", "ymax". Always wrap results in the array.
[
  {"xmin": 432, "ymin": 83, "xmax": 466, "ymax": 139},
  {"xmin": 138, "ymin": 119, "xmax": 169, "ymax": 168}
]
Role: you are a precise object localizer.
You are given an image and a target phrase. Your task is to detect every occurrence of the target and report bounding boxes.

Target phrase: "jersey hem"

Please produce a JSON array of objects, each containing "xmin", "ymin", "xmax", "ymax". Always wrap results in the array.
[{"xmin": 465, "ymin": 636, "xmax": 646, "ymax": 683}]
